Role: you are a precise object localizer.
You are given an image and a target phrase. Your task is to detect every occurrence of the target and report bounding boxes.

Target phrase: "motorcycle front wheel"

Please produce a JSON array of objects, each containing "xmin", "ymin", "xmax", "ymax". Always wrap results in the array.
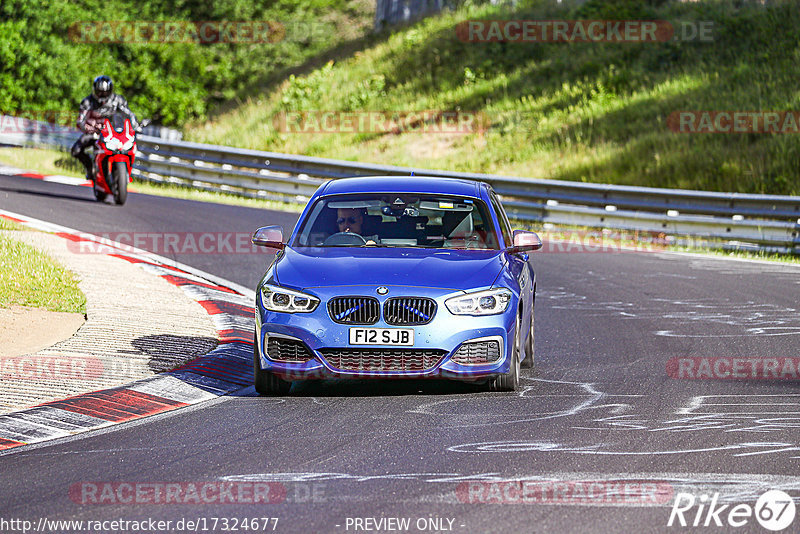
[{"xmin": 111, "ymin": 161, "xmax": 128, "ymax": 205}]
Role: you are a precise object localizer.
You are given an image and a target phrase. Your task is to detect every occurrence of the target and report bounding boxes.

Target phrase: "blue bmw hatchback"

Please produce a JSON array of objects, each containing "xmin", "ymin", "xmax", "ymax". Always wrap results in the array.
[{"xmin": 252, "ymin": 176, "xmax": 542, "ymax": 394}]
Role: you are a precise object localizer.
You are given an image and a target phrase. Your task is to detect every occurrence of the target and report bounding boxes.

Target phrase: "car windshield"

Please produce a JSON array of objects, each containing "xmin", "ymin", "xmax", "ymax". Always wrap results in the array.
[{"xmin": 293, "ymin": 193, "xmax": 500, "ymax": 249}]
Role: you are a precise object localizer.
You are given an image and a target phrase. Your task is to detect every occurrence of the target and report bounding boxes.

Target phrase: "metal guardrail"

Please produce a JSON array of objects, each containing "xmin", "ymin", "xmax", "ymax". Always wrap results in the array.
[{"xmin": 1, "ymin": 114, "xmax": 798, "ymax": 252}]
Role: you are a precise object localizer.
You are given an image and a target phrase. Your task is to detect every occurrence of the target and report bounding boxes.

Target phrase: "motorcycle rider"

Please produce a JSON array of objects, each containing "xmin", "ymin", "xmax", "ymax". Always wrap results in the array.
[{"xmin": 71, "ymin": 75, "xmax": 140, "ymax": 182}]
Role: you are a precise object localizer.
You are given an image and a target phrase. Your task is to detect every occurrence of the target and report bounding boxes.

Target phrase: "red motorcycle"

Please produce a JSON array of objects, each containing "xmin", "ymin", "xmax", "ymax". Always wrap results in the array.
[{"xmin": 91, "ymin": 112, "xmax": 145, "ymax": 205}]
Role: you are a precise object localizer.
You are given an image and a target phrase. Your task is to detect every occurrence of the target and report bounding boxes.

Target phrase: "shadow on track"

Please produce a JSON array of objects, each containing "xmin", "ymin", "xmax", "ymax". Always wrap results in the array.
[
  {"xmin": 0, "ymin": 184, "xmax": 96, "ymax": 204},
  {"xmin": 283, "ymin": 378, "xmax": 490, "ymax": 397},
  {"xmin": 131, "ymin": 334, "xmax": 220, "ymax": 373}
]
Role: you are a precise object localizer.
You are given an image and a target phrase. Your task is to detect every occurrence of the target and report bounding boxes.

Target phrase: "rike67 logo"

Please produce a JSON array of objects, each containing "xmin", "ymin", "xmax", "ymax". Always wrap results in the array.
[{"xmin": 668, "ymin": 490, "xmax": 796, "ymax": 531}]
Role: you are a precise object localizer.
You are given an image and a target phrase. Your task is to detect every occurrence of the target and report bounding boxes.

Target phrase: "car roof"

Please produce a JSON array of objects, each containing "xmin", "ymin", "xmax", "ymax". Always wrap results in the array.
[{"xmin": 319, "ymin": 176, "xmax": 487, "ymax": 198}]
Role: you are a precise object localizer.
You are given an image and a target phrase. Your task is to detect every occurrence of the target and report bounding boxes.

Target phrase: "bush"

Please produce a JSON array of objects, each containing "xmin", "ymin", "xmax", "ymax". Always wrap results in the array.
[{"xmin": 0, "ymin": 0, "xmax": 371, "ymax": 127}]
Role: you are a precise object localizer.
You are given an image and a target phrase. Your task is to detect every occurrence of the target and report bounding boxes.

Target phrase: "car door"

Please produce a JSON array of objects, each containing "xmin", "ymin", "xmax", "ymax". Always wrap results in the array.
[{"xmin": 489, "ymin": 190, "xmax": 534, "ymax": 338}]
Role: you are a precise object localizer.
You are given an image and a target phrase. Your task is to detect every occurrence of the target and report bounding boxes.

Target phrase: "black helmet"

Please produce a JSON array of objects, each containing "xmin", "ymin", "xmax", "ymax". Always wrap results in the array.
[{"xmin": 93, "ymin": 75, "xmax": 113, "ymax": 103}]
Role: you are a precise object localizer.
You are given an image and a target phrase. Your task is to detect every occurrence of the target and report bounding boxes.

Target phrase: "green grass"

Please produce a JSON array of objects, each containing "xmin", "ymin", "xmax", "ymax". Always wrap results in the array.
[
  {"xmin": 0, "ymin": 217, "xmax": 24, "ymax": 231},
  {"xmin": 186, "ymin": 0, "xmax": 800, "ymax": 195},
  {"xmin": 130, "ymin": 181, "xmax": 303, "ymax": 213},
  {"xmin": 0, "ymin": 232, "xmax": 86, "ymax": 313},
  {"xmin": 0, "ymin": 147, "xmax": 85, "ymax": 178},
  {"xmin": 669, "ymin": 245, "xmax": 800, "ymax": 265}
]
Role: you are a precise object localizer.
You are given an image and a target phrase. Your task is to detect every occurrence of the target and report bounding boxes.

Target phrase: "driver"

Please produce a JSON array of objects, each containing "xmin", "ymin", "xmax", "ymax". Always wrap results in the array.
[{"xmin": 336, "ymin": 208, "xmax": 378, "ymax": 245}]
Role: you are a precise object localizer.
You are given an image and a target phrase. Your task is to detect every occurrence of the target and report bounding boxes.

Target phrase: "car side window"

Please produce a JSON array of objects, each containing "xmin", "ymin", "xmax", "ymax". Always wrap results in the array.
[{"xmin": 490, "ymin": 192, "xmax": 513, "ymax": 247}]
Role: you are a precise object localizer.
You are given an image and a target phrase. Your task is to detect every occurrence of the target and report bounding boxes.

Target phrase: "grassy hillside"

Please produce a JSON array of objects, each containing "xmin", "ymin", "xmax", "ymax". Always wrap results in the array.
[{"xmin": 187, "ymin": 0, "xmax": 800, "ymax": 195}]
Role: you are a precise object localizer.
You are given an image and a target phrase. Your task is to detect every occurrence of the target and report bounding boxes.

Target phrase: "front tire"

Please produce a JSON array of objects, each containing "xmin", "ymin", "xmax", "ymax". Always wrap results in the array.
[
  {"xmin": 111, "ymin": 161, "xmax": 128, "ymax": 205},
  {"xmin": 253, "ymin": 333, "xmax": 291, "ymax": 395},
  {"xmin": 522, "ymin": 308, "xmax": 534, "ymax": 369},
  {"xmin": 490, "ymin": 314, "xmax": 520, "ymax": 392}
]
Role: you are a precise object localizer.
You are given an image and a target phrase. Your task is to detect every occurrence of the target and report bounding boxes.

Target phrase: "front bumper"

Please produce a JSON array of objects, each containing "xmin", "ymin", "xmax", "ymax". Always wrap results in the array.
[{"xmin": 255, "ymin": 285, "xmax": 518, "ymax": 381}]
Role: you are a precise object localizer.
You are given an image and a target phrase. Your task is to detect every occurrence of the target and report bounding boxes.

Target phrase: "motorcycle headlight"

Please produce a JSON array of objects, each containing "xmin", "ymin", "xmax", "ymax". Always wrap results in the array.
[
  {"xmin": 260, "ymin": 284, "xmax": 319, "ymax": 313},
  {"xmin": 105, "ymin": 137, "xmax": 122, "ymax": 150},
  {"xmin": 121, "ymin": 139, "xmax": 135, "ymax": 151},
  {"xmin": 445, "ymin": 288, "xmax": 512, "ymax": 316}
]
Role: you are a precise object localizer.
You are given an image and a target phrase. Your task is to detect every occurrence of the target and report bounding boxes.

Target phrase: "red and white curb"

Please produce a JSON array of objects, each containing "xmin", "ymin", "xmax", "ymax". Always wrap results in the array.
[
  {"xmin": 0, "ymin": 164, "xmax": 92, "ymax": 187},
  {"xmin": 1, "ymin": 163, "xmax": 142, "ymax": 191},
  {"xmin": 0, "ymin": 210, "xmax": 256, "ymax": 452}
]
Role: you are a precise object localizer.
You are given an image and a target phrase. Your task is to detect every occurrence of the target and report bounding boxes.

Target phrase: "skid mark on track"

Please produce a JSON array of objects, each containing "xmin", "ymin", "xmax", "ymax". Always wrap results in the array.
[
  {"xmin": 542, "ymin": 287, "xmax": 800, "ymax": 337},
  {"xmin": 583, "ymin": 395, "xmax": 800, "ymax": 436},
  {"xmin": 653, "ymin": 395, "xmax": 800, "ymax": 437},
  {"xmin": 441, "ymin": 388, "xmax": 800, "ymax": 461},
  {"xmin": 408, "ymin": 377, "xmax": 637, "ymax": 429},
  {"xmin": 446, "ymin": 440, "xmax": 800, "ymax": 458}
]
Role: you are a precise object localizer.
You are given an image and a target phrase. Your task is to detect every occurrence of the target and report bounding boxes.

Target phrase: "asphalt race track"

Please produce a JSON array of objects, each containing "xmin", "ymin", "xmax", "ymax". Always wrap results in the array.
[{"xmin": 2, "ymin": 173, "xmax": 800, "ymax": 533}]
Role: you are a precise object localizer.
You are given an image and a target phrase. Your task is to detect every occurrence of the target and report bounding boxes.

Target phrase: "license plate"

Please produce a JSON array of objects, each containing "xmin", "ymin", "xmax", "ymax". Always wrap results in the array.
[{"xmin": 349, "ymin": 328, "xmax": 414, "ymax": 346}]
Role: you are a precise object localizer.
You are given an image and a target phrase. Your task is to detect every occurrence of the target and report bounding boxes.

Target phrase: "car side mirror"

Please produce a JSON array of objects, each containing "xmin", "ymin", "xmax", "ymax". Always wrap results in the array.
[
  {"xmin": 508, "ymin": 230, "xmax": 542, "ymax": 253},
  {"xmin": 252, "ymin": 226, "xmax": 285, "ymax": 249}
]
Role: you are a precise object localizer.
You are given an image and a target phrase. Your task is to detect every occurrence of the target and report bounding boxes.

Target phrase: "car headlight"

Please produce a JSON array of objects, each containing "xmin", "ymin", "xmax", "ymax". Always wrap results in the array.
[
  {"xmin": 445, "ymin": 288, "xmax": 512, "ymax": 316},
  {"xmin": 261, "ymin": 284, "xmax": 319, "ymax": 313},
  {"xmin": 104, "ymin": 137, "xmax": 122, "ymax": 150}
]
